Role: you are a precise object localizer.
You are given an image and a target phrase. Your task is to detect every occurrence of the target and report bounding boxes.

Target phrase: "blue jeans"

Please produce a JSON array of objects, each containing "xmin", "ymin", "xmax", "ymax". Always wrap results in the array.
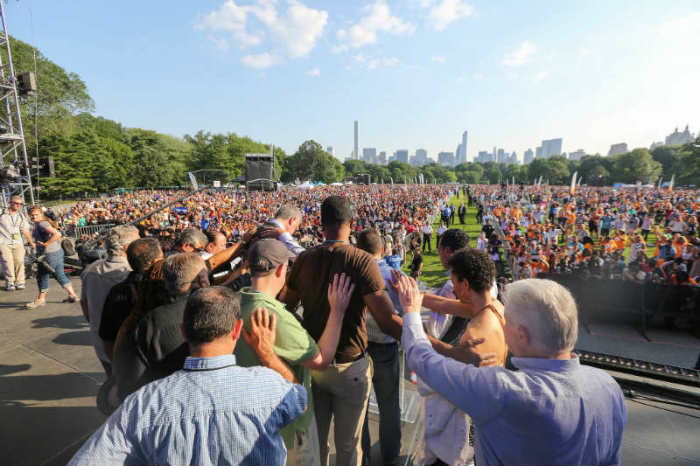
[
  {"xmin": 362, "ymin": 342, "xmax": 401, "ymax": 466},
  {"xmin": 37, "ymin": 249, "xmax": 70, "ymax": 292}
]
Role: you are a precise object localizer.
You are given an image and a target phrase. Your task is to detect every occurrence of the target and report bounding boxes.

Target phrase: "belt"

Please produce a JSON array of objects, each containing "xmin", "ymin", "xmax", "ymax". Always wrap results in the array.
[{"xmin": 333, "ymin": 351, "xmax": 365, "ymax": 364}]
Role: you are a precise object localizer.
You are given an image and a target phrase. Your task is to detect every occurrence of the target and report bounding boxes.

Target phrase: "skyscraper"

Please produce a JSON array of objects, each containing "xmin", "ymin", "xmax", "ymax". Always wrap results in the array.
[
  {"xmin": 395, "ymin": 149, "xmax": 409, "ymax": 163},
  {"xmin": 353, "ymin": 120, "xmax": 359, "ymax": 160},
  {"xmin": 524, "ymin": 148, "xmax": 534, "ymax": 164},
  {"xmin": 438, "ymin": 152, "xmax": 455, "ymax": 166},
  {"xmin": 608, "ymin": 143, "xmax": 628, "ymax": 156},
  {"xmin": 665, "ymin": 125, "xmax": 695, "ymax": 146},
  {"xmin": 414, "ymin": 148, "xmax": 429, "ymax": 166},
  {"xmin": 459, "ymin": 131, "xmax": 468, "ymax": 163},
  {"xmin": 362, "ymin": 147, "xmax": 376, "ymax": 164},
  {"xmin": 540, "ymin": 138, "xmax": 563, "ymax": 159},
  {"xmin": 497, "ymin": 148, "xmax": 505, "ymax": 163},
  {"xmin": 568, "ymin": 149, "xmax": 585, "ymax": 160}
]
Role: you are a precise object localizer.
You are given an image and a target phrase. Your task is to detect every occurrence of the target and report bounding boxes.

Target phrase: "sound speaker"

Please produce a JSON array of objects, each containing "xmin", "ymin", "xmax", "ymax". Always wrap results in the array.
[{"xmin": 245, "ymin": 154, "xmax": 275, "ymax": 191}]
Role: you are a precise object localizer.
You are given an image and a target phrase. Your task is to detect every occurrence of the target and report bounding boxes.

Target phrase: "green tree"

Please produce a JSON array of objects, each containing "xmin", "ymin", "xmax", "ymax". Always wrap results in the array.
[
  {"xmin": 527, "ymin": 156, "xmax": 570, "ymax": 184},
  {"xmin": 282, "ymin": 140, "xmax": 344, "ymax": 183},
  {"xmin": 609, "ymin": 149, "xmax": 662, "ymax": 184},
  {"xmin": 651, "ymin": 145, "xmax": 683, "ymax": 179},
  {"xmin": 5, "ymin": 36, "xmax": 94, "ymax": 148}
]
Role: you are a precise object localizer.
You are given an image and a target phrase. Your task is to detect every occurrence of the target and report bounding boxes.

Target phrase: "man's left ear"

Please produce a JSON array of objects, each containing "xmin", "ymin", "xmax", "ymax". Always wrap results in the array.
[{"xmin": 232, "ymin": 319, "xmax": 243, "ymax": 341}]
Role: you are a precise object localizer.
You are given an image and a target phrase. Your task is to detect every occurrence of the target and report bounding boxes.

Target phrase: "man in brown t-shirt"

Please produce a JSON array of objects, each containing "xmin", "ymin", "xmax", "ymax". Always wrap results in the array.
[{"xmin": 283, "ymin": 196, "xmax": 402, "ymax": 466}]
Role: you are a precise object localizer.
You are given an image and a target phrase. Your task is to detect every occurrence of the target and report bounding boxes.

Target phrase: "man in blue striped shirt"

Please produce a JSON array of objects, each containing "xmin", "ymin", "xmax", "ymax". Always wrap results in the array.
[
  {"xmin": 397, "ymin": 277, "xmax": 627, "ymax": 466},
  {"xmin": 69, "ymin": 287, "xmax": 307, "ymax": 466}
]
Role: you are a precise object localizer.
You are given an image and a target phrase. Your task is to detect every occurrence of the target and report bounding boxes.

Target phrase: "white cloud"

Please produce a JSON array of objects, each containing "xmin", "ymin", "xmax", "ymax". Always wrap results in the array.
[
  {"xmin": 354, "ymin": 53, "xmax": 399, "ymax": 69},
  {"xmin": 425, "ymin": 0, "xmax": 474, "ymax": 31},
  {"xmin": 503, "ymin": 41, "xmax": 536, "ymax": 67},
  {"xmin": 472, "ymin": 72, "xmax": 484, "ymax": 80},
  {"xmin": 241, "ymin": 52, "xmax": 281, "ymax": 69},
  {"xmin": 431, "ymin": 55, "xmax": 446, "ymax": 63},
  {"xmin": 335, "ymin": 0, "xmax": 415, "ymax": 50},
  {"xmin": 306, "ymin": 67, "xmax": 321, "ymax": 77},
  {"xmin": 578, "ymin": 46, "xmax": 591, "ymax": 57},
  {"xmin": 196, "ymin": 0, "xmax": 264, "ymax": 48},
  {"xmin": 534, "ymin": 70, "xmax": 548, "ymax": 82},
  {"xmin": 196, "ymin": 0, "xmax": 328, "ymax": 68}
]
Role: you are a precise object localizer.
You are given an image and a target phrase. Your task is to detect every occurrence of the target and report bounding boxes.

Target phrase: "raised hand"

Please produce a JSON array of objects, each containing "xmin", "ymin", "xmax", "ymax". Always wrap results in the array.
[
  {"xmin": 396, "ymin": 274, "xmax": 422, "ymax": 314},
  {"xmin": 242, "ymin": 308, "xmax": 277, "ymax": 357},
  {"xmin": 327, "ymin": 273, "xmax": 355, "ymax": 315}
]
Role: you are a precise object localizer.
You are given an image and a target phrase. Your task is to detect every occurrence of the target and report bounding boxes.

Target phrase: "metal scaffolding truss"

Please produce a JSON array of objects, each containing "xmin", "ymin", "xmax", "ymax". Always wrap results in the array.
[{"xmin": 0, "ymin": 0, "xmax": 34, "ymax": 209}]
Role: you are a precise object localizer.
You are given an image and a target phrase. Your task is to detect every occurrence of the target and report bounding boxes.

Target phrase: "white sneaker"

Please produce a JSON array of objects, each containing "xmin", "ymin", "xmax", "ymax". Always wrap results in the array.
[
  {"xmin": 15, "ymin": 283, "xmax": 25, "ymax": 290},
  {"xmin": 5, "ymin": 283, "xmax": 15, "ymax": 291}
]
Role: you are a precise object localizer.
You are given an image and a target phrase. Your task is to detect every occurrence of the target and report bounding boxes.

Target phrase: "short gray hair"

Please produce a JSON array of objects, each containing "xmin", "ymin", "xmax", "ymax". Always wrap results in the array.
[
  {"xmin": 105, "ymin": 225, "xmax": 140, "ymax": 257},
  {"xmin": 162, "ymin": 252, "xmax": 206, "ymax": 292},
  {"xmin": 503, "ymin": 279, "xmax": 578, "ymax": 353},
  {"xmin": 275, "ymin": 205, "xmax": 302, "ymax": 221},
  {"xmin": 179, "ymin": 228, "xmax": 208, "ymax": 249}
]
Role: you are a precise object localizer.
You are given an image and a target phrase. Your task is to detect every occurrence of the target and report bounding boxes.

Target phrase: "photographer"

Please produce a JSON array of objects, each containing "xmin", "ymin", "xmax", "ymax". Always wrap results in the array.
[
  {"xmin": 26, "ymin": 205, "xmax": 78, "ymax": 309},
  {"xmin": 0, "ymin": 195, "xmax": 33, "ymax": 291}
]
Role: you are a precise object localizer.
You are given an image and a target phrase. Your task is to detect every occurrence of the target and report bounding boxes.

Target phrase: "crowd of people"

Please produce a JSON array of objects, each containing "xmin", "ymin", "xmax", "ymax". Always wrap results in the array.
[
  {"xmin": 0, "ymin": 185, "xmax": 631, "ymax": 466},
  {"xmin": 470, "ymin": 185, "xmax": 700, "ymax": 288}
]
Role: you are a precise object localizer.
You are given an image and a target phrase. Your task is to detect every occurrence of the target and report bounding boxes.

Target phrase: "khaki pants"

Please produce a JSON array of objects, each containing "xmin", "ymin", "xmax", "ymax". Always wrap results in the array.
[
  {"xmin": 286, "ymin": 413, "xmax": 321, "ymax": 466},
  {"xmin": 0, "ymin": 242, "xmax": 25, "ymax": 286},
  {"xmin": 312, "ymin": 356, "xmax": 371, "ymax": 466}
]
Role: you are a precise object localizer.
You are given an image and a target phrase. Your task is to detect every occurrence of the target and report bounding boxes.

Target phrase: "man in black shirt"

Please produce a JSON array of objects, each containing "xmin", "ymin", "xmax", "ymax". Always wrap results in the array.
[
  {"xmin": 99, "ymin": 238, "xmax": 163, "ymax": 361},
  {"xmin": 113, "ymin": 252, "xmax": 209, "ymax": 401}
]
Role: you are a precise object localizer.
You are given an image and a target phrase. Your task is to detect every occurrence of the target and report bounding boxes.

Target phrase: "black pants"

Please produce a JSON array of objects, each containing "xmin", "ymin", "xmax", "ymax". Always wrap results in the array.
[
  {"xmin": 422, "ymin": 234, "xmax": 431, "ymax": 252},
  {"xmin": 459, "ymin": 214, "xmax": 465, "ymax": 224}
]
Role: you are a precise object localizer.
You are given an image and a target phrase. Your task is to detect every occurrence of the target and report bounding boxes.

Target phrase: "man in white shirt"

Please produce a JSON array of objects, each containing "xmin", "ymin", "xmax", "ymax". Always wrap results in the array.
[
  {"xmin": 0, "ymin": 196, "xmax": 33, "ymax": 291},
  {"xmin": 422, "ymin": 223, "xmax": 433, "ymax": 253},
  {"xmin": 263, "ymin": 205, "xmax": 306, "ymax": 257}
]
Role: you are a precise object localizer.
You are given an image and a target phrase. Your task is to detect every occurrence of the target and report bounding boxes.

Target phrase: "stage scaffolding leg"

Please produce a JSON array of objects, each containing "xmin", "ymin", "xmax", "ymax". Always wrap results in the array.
[{"xmin": 0, "ymin": 0, "xmax": 34, "ymax": 209}]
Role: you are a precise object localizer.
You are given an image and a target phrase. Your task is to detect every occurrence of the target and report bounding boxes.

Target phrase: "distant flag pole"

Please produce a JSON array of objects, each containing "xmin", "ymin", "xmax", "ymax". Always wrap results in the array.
[
  {"xmin": 668, "ymin": 174, "xmax": 675, "ymax": 192},
  {"xmin": 657, "ymin": 177, "xmax": 663, "ymax": 190},
  {"xmin": 569, "ymin": 172, "xmax": 578, "ymax": 196},
  {"xmin": 512, "ymin": 176, "xmax": 515, "ymax": 186},
  {"xmin": 390, "ymin": 176, "xmax": 394, "ymax": 185}
]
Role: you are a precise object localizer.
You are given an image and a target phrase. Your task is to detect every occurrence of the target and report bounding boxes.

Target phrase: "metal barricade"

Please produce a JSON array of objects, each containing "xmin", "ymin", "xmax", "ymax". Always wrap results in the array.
[{"xmin": 68, "ymin": 223, "xmax": 117, "ymax": 238}]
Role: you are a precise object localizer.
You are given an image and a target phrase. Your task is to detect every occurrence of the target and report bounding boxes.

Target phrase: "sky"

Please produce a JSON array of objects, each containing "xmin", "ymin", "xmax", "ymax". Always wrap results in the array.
[{"xmin": 5, "ymin": 0, "xmax": 700, "ymax": 162}]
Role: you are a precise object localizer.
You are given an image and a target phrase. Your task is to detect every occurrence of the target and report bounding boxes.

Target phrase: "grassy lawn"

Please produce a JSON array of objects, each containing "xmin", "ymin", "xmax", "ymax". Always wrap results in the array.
[
  {"xmin": 403, "ymin": 191, "xmax": 480, "ymax": 288},
  {"xmin": 403, "ymin": 190, "xmax": 660, "ymax": 288}
]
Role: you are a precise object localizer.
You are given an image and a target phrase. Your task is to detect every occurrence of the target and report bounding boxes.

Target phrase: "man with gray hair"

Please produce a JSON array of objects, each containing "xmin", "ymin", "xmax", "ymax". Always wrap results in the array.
[
  {"xmin": 397, "ymin": 277, "xmax": 627, "ymax": 466},
  {"xmin": 81, "ymin": 225, "xmax": 140, "ymax": 376},
  {"xmin": 262, "ymin": 205, "xmax": 306, "ymax": 257},
  {"xmin": 114, "ymin": 252, "xmax": 209, "ymax": 401}
]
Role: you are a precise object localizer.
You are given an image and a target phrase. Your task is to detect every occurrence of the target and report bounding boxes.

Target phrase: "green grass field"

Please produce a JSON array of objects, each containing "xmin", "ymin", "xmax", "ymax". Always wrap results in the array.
[
  {"xmin": 403, "ymin": 191, "xmax": 480, "ymax": 288},
  {"xmin": 402, "ymin": 191, "xmax": 660, "ymax": 288}
]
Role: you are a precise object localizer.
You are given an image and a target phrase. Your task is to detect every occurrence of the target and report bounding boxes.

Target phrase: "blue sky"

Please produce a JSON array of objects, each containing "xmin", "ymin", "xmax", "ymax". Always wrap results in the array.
[{"xmin": 5, "ymin": 0, "xmax": 699, "ymax": 162}]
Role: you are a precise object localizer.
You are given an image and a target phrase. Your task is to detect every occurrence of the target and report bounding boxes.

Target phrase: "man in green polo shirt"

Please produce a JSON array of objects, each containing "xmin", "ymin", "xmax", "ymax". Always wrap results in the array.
[{"xmin": 236, "ymin": 239, "xmax": 354, "ymax": 466}]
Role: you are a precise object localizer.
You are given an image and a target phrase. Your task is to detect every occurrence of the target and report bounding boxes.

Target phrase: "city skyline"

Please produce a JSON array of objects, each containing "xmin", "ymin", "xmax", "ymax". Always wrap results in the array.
[
  {"xmin": 343, "ymin": 124, "xmax": 695, "ymax": 166},
  {"xmin": 6, "ymin": 1, "xmax": 698, "ymax": 161}
]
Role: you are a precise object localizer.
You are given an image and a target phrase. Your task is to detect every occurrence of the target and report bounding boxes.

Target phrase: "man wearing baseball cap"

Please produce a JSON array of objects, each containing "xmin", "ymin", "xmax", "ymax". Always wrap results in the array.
[{"xmin": 236, "ymin": 239, "xmax": 355, "ymax": 466}]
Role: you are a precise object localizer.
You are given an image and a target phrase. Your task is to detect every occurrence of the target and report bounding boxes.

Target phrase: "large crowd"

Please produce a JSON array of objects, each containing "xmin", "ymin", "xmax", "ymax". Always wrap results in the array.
[
  {"xmin": 0, "ymin": 184, "xmax": 637, "ymax": 466},
  {"xmin": 469, "ymin": 185, "xmax": 700, "ymax": 287}
]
